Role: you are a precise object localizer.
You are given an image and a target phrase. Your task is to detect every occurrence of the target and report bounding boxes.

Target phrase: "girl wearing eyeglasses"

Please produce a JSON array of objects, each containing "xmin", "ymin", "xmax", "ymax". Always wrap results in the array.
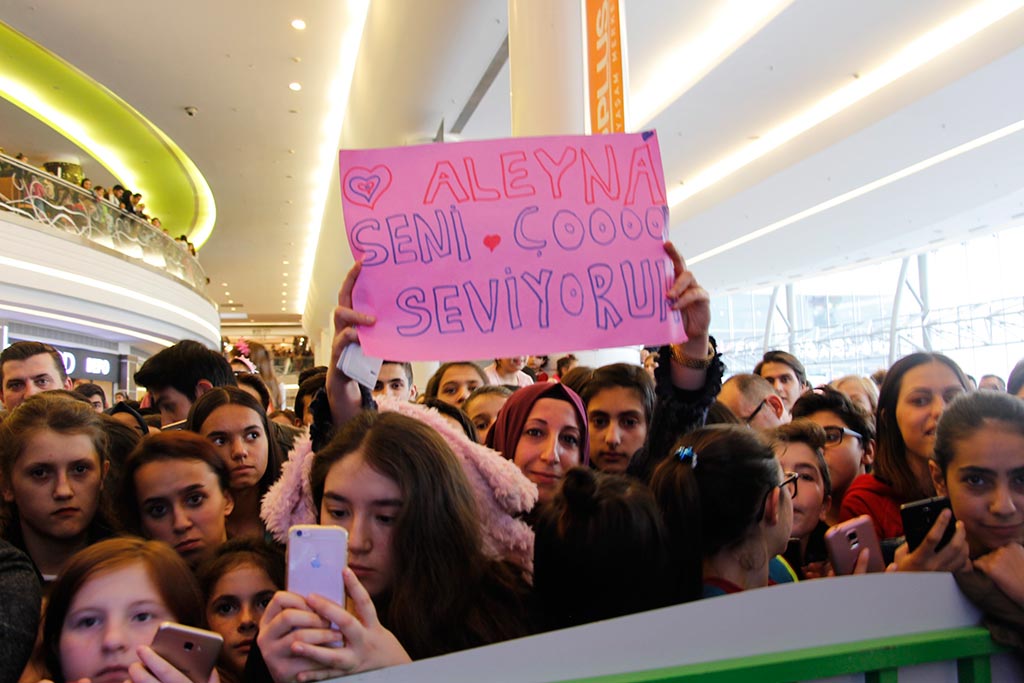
[{"xmin": 650, "ymin": 424, "xmax": 796, "ymax": 602}]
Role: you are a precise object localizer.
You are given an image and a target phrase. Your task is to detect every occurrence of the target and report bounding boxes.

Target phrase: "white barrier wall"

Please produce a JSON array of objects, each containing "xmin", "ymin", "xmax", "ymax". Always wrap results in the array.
[{"xmin": 333, "ymin": 574, "xmax": 1022, "ymax": 683}]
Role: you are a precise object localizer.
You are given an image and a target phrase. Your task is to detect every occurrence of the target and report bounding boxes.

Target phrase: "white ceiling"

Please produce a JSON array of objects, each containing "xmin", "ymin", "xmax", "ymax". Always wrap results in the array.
[{"xmin": 3, "ymin": 1, "xmax": 1024, "ymax": 331}]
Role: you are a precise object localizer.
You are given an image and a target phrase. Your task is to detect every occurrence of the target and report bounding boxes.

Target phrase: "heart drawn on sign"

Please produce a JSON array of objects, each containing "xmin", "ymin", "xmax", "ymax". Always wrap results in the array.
[
  {"xmin": 483, "ymin": 234, "xmax": 501, "ymax": 252},
  {"xmin": 343, "ymin": 165, "xmax": 393, "ymax": 209}
]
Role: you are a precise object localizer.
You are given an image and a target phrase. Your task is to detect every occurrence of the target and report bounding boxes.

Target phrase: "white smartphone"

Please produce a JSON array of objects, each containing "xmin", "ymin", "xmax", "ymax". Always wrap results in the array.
[
  {"xmin": 287, "ymin": 524, "xmax": 348, "ymax": 606},
  {"xmin": 337, "ymin": 342, "xmax": 383, "ymax": 390},
  {"xmin": 150, "ymin": 622, "xmax": 223, "ymax": 683}
]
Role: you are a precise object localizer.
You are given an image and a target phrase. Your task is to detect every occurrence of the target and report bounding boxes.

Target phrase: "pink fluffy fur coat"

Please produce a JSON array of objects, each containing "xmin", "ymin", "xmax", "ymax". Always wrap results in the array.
[{"xmin": 260, "ymin": 396, "xmax": 537, "ymax": 571}]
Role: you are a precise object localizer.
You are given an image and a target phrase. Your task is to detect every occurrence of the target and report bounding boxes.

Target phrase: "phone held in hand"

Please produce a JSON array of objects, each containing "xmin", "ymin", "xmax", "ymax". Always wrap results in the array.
[
  {"xmin": 337, "ymin": 342, "xmax": 383, "ymax": 390},
  {"xmin": 150, "ymin": 622, "xmax": 223, "ymax": 683},
  {"xmin": 287, "ymin": 525, "xmax": 348, "ymax": 607},
  {"xmin": 900, "ymin": 496, "xmax": 955, "ymax": 553},
  {"xmin": 825, "ymin": 515, "xmax": 885, "ymax": 575}
]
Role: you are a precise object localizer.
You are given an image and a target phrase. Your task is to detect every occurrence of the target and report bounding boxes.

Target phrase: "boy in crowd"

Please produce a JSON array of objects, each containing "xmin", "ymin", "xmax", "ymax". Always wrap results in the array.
[
  {"xmin": 133, "ymin": 340, "xmax": 236, "ymax": 427},
  {"xmin": 771, "ymin": 420, "xmax": 832, "ymax": 579},
  {"xmin": 754, "ymin": 350, "xmax": 811, "ymax": 412},
  {"xmin": 373, "ymin": 361, "xmax": 417, "ymax": 402},
  {"xmin": 791, "ymin": 386, "xmax": 875, "ymax": 525},
  {"xmin": 75, "ymin": 383, "xmax": 107, "ymax": 412}
]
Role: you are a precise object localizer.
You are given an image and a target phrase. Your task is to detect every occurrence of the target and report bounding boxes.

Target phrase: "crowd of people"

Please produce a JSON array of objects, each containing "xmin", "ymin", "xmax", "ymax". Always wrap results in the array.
[
  {"xmin": 0, "ymin": 150, "xmax": 196, "ymax": 255},
  {"xmin": 0, "ymin": 242, "xmax": 1023, "ymax": 683}
]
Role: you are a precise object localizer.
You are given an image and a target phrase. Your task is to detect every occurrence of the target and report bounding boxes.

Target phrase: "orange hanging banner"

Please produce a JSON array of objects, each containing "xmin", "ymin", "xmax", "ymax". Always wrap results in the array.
[{"xmin": 585, "ymin": 0, "xmax": 627, "ymax": 134}]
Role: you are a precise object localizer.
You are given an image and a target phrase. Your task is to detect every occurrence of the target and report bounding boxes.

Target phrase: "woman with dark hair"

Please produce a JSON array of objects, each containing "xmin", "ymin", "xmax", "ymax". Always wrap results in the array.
[
  {"xmin": 486, "ymin": 381, "xmax": 590, "ymax": 507},
  {"xmin": 119, "ymin": 431, "xmax": 235, "ymax": 568},
  {"xmin": 188, "ymin": 386, "xmax": 284, "ymax": 539},
  {"xmin": 533, "ymin": 467, "xmax": 671, "ymax": 629},
  {"xmin": 931, "ymin": 391, "xmax": 1024, "ymax": 651},
  {"xmin": 41, "ymin": 537, "xmax": 210, "ymax": 683},
  {"xmin": 255, "ymin": 411, "xmax": 533, "ymax": 680},
  {"xmin": 0, "ymin": 393, "xmax": 114, "ymax": 581},
  {"xmin": 840, "ymin": 353, "xmax": 968, "ymax": 539},
  {"xmin": 650, "ymin": 425, "xmax": 795, "ymax": 602}
]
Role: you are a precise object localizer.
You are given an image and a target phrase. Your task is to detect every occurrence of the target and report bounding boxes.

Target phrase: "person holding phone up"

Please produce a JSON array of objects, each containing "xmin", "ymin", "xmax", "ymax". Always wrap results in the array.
[
  {"xmin": 38, "ymin": 537, "xmax": 218, "ymax": 683},
  {"xmin": 930, "ymin": 391, "xmax": 1024, "ymax": 650},
  {"xmin": 839, "ymin": 352, "xmax": 972, "ymax": 574},
  {"xmin": 250, "ymin": 411, "xmax": 533, "ymax": 682}
]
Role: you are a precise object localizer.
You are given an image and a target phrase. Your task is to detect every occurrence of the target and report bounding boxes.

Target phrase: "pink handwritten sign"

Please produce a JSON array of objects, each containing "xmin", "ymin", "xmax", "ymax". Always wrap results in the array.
[{"xmin": 339, "ymin": 131, "xmax": 685, "ymax": 361}]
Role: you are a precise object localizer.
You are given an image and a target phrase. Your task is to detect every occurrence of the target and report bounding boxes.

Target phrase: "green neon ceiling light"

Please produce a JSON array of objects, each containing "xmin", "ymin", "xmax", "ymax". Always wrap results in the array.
[{"xmin": 0, "ymin": 21, "xmax": 216, "ymax": 246}]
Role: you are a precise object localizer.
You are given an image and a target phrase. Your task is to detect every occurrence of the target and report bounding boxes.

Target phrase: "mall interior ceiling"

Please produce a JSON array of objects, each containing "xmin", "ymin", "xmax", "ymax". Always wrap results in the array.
[{"xmin": 3, "ymin": 1, "xmax": 1024, "ymax": 336}]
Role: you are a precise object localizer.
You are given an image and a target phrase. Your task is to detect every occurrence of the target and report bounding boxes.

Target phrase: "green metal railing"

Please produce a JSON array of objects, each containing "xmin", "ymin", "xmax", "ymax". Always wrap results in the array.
[{"xmin": 557, "ymin": 627, "xmax": 1005, "ymax": 683}]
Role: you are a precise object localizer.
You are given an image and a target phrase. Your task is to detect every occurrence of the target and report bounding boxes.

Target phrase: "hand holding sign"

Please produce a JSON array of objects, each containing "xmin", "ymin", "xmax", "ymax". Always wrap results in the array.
[
  {"xmin": 664, "ymin": 242, "xmax": 710, "ymax": 345},
  {"xmin": 326, "ymin": 262, "xmax": 376, "ymax": 426}
]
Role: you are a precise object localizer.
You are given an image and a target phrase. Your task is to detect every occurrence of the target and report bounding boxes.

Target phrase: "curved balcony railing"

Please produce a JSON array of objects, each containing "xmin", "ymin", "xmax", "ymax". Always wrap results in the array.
[{"xmin": 0, "ymin": 152, "xmax": 208, "ymax": 292}]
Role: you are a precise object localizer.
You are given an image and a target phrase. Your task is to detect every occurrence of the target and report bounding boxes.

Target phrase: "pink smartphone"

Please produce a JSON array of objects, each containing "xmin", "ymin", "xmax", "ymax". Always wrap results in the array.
[
  {"xmin": 825, "ymin": 515, "xmax": 885, "ymax": 575},
  {"xmin": 287, "ymin": 524, "xmax": 348, "ymax": 606},
  {"xmin": 150, "ymin": 622, "xmax": 223, "ymax": 683}
]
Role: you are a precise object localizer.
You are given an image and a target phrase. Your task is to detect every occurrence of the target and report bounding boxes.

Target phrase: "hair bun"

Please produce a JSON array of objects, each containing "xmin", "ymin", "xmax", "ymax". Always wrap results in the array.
[{"xmin": 561, "ymin": 467, "xmax": 598, "ymax": 515}]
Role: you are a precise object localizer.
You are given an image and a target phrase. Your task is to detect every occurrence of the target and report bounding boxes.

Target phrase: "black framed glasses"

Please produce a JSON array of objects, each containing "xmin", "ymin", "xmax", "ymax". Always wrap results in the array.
[
  {"xmin": 743, "ymin": 399, "xmax": 768, "ymax": 426},
  {"xmin": 822, "ymin": 426, "xmax": 862, "ymax": 446},
  {"xmin": 757, "ymin": 471, "xmax": 799, "ymax": 520}
]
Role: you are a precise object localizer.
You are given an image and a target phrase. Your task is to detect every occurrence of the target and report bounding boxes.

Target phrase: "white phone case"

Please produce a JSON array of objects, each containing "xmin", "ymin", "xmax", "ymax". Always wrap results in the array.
[
  {"xmin": 337, "ymin": 342, "xmax": 383, "ymax": 390},
  {"xmin": 287, "ymin": 525, "xmax": 348, "ymax": 606}
]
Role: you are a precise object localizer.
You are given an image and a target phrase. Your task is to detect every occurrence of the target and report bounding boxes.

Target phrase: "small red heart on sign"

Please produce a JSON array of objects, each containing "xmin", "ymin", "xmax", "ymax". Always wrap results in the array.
[{"xmin": 483, "ymin": 234, "xmax": 501, "ymax": 252}]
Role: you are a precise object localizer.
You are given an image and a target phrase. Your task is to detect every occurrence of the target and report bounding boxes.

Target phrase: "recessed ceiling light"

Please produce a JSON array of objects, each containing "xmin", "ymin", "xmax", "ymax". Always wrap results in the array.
[
  {"xmin": 281, "ymin": 291, "xmax": 287, "ymax": 296},
  {"xmin": 281, "ymin": 307, "xmax": 287, "ymax": 311},
  {"xmin": 282, "ymin": 272, "xmax": 289, "ymax": 276},
  {"xmin": 220, "ymin": 282, "xmax": 228, "ymax": 286},
  {"xmin": 228, "ymin": 299, "xmax": 234, "ymax": 304},
  {"xmin": 224, "ymin": 291, "xmax": 230, "ymax": 296},
  {"xmin": 291, "ymin": 19, "xmax": 306, "ymax": 30},
  {"xmin": 289, "ymin": 82, "xmax": 302, "ymax": 92},
  {"xmin": 283, "ymin": 260, "xmax": 290, "ymax": 265}
]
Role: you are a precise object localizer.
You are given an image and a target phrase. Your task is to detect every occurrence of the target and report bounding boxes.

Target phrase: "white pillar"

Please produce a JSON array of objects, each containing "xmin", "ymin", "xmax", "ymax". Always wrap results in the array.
[{"xmin": 508, "ymin": 0, "xmax": 587, "ymax": 137}]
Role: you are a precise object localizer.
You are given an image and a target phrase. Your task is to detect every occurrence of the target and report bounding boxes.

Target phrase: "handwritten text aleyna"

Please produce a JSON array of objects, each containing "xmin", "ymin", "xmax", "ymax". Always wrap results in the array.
[{"xmin": 420, "ymin": 143, "xmax": 665, "ymax": 206}]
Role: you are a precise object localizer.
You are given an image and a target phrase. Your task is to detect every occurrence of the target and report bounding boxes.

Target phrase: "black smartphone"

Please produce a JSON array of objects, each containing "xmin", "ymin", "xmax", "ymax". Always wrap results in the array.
[{"xmin": 900, "ymin": 496, "xmax": 955, "ymax": 552}]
